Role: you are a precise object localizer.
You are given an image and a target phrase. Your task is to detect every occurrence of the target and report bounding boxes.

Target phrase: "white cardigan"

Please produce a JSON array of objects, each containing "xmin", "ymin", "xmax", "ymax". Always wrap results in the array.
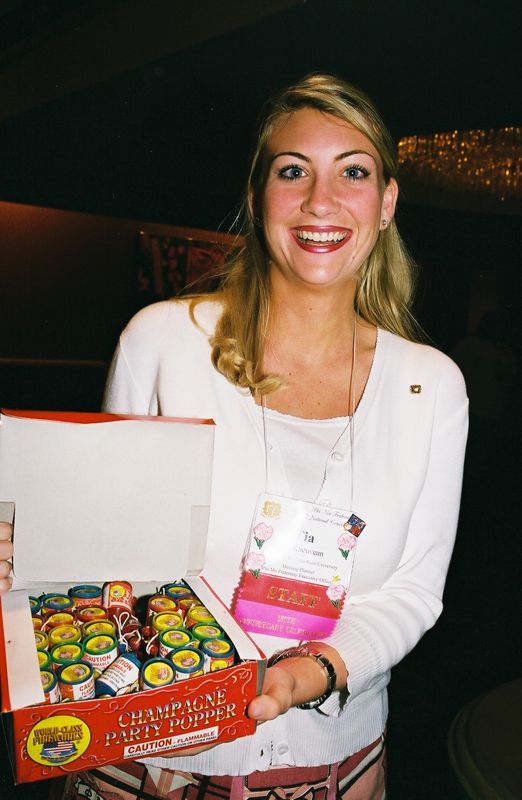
[{"xmin": 103, "ymin": 299, "xmax": 468, "ymax": 774}]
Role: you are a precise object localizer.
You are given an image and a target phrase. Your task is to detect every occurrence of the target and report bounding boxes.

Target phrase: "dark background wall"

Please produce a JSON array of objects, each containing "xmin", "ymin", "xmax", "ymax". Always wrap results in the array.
[
  {"xmin": 0, "ymin": 0, "xmax": 519, "ymax": 226},
  {"xmin": 0, "ymin": 1, "xmax": 520, "ymax": 798},
  {"xmin": 0, "ymin": 0, "xmax": 519, "ymax": 360}
]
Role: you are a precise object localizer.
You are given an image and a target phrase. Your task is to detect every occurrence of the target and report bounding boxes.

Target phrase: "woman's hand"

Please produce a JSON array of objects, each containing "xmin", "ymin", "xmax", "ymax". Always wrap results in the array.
[
  {"xmin": 247, "ymin": 643, "xmax": 347, "ymax": 722},
  {"xmin": 247, "ymin": 664, "xmax": 296, "ymax": 721},
  {"xmin": 0, "ymin": 522, "xmax": 13, "ymax": 593}
]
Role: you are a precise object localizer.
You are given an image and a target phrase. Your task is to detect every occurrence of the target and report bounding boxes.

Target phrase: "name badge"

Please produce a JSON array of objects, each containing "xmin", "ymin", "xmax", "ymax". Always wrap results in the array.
[{"xmin": 232, "ymin": 493, "xmax": 365, "ymax": 640}]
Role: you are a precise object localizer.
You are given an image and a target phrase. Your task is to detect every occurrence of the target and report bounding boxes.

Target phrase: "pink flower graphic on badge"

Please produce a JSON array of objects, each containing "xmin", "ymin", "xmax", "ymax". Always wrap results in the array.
[
  {"xmin": 253, "ymin": 522, "xmax": 273, "ymax": 549},
  {"xmin": 245, "ymin": 552, "xmax": 266, "ymax": 578},
  {"xmin": 326, "ymin": 583, "xmax": 346, "ymax": 609},
  {"xmin": 337, "ymin": 532, "xmax": 358, "ymax": 560}
]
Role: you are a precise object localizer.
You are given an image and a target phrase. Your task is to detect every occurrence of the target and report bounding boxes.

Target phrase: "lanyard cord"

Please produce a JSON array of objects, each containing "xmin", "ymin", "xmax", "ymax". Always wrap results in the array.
[
  {"xmin": 261, "ymin": 319, "xmax": 357, "ymax": 509},
  {"xmin": 261, "ymin": 390, "xmax": 270, "ymax": 494}
]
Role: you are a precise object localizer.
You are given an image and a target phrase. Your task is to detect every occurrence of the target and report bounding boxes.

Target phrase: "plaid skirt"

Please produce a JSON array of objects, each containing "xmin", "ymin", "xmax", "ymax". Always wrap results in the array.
[{"xmin": 57, "ymin": 735, "xmax": 385, "ymax": 800}]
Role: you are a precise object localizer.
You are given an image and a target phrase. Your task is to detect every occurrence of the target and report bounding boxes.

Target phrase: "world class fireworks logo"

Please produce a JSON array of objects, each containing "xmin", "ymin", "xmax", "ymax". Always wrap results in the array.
[{"xmin": 27, "ymin": 715, "xmax": 91, "ymax": 766}]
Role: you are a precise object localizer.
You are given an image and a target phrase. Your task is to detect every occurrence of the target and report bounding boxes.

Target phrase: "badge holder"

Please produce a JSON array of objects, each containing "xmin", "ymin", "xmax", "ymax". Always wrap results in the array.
[{"xmin": 232, "ymin": 493, "xmax": 365, "ymax": 640}]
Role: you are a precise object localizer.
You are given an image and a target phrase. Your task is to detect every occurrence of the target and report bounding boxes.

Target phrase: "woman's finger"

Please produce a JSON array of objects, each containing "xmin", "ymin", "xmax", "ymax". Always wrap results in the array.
[
  {"xmin": 0, "ymin": 522, "xmax": 14, "ymax": 563},
  {"xmin": 0, "ymin": 559, "xmax": 12, "ymax": 578},
  {"xmin": 0, "ymin": 521, "xmax": 13, "ymax": 593},
  {"xmin": 0, "ymin": 521, "xmax": 13, "ymax": 540},
  {"xmin": 247, "ymin": 687, "xmax": 291, "ymax": 722},
  {"xmin": 0, "ymin": 540, "xmax": 13, "ymax": 561}
]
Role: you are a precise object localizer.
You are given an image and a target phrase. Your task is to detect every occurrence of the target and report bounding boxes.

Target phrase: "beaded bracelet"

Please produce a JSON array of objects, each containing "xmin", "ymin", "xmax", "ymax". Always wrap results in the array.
[{"xmin": 267, "ymin": 645, "xmax": 337, "ymax": 710}]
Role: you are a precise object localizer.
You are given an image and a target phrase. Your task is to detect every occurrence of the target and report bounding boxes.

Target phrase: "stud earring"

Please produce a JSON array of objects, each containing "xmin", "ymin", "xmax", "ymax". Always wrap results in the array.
[
  {"xmin": 381, "ymin": 218, "xmax": 389, "ymax": 229},
  {"xmin": 253, "ymin": 216, "xmax": 263, "ymax": 228}
]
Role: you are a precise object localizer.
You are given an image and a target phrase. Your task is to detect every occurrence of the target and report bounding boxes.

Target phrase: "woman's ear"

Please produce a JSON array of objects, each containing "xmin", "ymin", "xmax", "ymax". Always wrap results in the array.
[{"xmin": 381, "ymin": 178, "xmax": 399, "ymax": 225}]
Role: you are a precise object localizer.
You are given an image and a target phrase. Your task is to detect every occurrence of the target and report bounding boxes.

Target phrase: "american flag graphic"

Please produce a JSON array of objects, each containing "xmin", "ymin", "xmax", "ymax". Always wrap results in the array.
[{"xmin": 40, "ymin": 740, "xmax": 77, "ymax": 760}]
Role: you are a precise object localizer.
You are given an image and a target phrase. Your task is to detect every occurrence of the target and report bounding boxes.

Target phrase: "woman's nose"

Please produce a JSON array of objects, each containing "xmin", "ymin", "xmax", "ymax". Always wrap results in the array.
[{"xmin": 301, "ymin": 176, "xmax": 340, "ymax": 216}]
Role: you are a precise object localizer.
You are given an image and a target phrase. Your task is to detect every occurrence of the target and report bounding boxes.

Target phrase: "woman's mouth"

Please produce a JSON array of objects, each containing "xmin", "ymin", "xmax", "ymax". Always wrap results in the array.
[{"xmin": 292, "ymin": 227, "xmax": 352, "ymax": 252}]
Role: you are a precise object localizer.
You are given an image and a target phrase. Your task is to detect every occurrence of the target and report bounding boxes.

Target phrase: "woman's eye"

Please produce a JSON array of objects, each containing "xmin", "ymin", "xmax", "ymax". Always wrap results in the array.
[
  {"xmin": 278, "ymin": 164, "xmax": 306, "ymax": 180},
  {"xmin": 343, "ymin": 165, "xmax": 370, "ymax": 181}
]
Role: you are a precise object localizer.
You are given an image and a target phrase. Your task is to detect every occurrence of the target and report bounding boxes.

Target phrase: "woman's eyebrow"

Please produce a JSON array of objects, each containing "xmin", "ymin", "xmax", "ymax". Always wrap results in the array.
[
  {"xmin": 269, "ymin": 150, "xmax": 310, "ymax": 164},
  {"xmin": 335, "ymin": 150, "xmax": 377, "ymax": 162},
  {"xmin": 268, "ymin": 149, "xmax": 377, "ymax": 164}
]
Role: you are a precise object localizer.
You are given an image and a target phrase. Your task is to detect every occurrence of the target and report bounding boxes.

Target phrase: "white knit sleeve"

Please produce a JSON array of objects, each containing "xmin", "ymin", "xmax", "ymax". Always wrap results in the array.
[
  {"xmin": 102, "ymin": 302, "xmax": 174, "ymax": 415},
  {"xmin": 321, "ymin": 361, "xmax": 468, "ymax": 715}
]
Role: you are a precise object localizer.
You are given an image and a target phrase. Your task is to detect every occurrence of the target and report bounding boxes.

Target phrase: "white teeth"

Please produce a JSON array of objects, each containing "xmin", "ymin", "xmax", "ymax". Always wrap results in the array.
[{"xmin": 296, "ymin": 230, "xmax": 347, "ymax": 243}]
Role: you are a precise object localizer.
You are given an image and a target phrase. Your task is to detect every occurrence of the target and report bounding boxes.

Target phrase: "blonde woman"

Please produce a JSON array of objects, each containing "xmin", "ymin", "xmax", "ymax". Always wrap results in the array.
[{"xmin": 1, "ymin": 74, "xmax": 468, "ymax": 799}]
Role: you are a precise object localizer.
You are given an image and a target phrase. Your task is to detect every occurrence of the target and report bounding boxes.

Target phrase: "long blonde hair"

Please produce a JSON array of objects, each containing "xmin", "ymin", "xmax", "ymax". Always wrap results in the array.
[{"xmin": 192, "ymin": 73, "xmax": 420, "ymax": 394}]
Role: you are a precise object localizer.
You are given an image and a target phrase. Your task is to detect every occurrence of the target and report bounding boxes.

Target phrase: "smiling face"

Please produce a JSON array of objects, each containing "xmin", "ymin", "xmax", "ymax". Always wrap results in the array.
[{"xmin": 258, "ymin": 107, "xmax": 398, "ymax": 293}]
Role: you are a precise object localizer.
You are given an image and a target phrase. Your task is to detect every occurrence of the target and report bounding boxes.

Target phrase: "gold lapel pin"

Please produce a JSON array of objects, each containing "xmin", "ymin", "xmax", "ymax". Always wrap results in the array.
[{"xmin": 410, "ymin": 384, "xmax": 422, "ymax": 394}]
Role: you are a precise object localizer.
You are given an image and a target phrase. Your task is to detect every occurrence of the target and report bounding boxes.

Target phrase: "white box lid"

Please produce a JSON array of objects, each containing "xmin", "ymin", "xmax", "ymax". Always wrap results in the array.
[{"xmin": 0, "ymin": 410, "xmax": 215, "ymax": 584}]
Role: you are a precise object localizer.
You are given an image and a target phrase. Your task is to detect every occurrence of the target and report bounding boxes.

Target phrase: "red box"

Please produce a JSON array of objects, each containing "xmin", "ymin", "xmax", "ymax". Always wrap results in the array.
[{"xmin": 0, "ymin": 411, "xmax": 265, "ymax": 784}]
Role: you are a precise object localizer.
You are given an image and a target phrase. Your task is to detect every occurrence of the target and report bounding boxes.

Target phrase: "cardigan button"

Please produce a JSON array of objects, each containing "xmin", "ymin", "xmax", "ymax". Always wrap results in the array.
[{"xmin": 331, "ymin": 451, "xmax": 343, "ymax": 462}]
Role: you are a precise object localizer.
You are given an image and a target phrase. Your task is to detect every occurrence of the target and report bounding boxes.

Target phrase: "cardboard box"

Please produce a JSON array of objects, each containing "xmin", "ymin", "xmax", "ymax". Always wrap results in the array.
[{"xmin": 0, "ymin": 410, "xmax": 265, "ymax": 784}]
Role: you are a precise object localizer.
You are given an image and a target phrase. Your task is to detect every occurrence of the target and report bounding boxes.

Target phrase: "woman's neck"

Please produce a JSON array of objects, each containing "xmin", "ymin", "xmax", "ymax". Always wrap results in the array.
[
  {"xmin": 258, "ymin": 275, "xmax": 376, "ymax": 419},
  {"xmin": 267, "ymin": 273, "xmax": 358, "ymax": 363}
]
